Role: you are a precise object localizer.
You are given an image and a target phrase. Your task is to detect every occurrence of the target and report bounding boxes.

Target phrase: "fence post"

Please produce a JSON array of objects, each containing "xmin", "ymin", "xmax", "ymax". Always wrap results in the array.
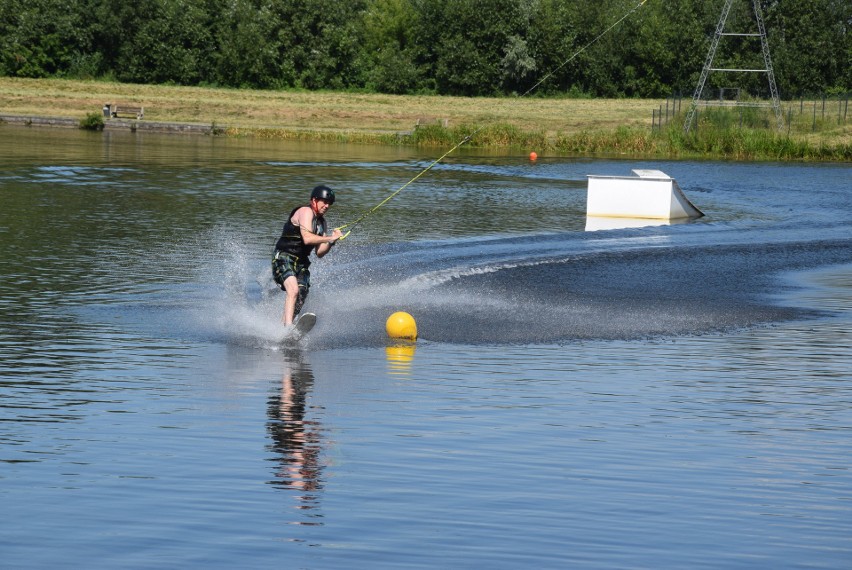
[{"xmin": 812, "ymin": 99, "xmax": 817, "ymax": 131}]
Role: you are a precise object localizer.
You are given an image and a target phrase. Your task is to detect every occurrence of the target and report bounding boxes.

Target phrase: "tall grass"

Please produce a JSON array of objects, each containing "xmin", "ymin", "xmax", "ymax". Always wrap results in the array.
[
  {"xmin": 547, "ymin": 105, "xmax": 850, "ymax": 161},
  {"xmin": 405, "ymin": 108, "xmax": 850, "ymax": 161},
  {"xmin": 409, "ymin": 123, "xmax": 548, "ymax": 149},
  {"xmin": 672, "ymin": 107, "xmax": 851, "ymax": 160},
  {"xmin": 226, "ymin": 118, "xmax": 851, "ymax": 161}
]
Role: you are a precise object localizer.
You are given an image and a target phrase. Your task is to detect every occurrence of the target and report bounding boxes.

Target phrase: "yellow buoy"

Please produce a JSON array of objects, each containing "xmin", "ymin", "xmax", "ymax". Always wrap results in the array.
[{"xmin": 386, "ymin": 311, "xmax": 417, "ymax": 340}]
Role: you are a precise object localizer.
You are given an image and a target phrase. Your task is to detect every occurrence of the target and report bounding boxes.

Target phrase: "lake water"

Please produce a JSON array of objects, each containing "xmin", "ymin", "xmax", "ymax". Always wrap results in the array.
[{"xmin": 1, "ymin": 125, "xmax": 851, "ymax": 569}]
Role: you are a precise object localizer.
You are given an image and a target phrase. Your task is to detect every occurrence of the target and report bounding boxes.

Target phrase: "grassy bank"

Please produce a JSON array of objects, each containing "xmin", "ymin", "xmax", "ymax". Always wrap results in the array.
[{"xmin": 1, "ymin": 77, "xmax": 849, "ymax": 161}]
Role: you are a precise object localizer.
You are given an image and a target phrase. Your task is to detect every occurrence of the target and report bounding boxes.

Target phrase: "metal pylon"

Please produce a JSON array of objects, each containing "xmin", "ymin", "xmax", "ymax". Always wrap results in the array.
[{"xmin": 684, "ymin": 0, "xmax": 783, "ymax": 133}]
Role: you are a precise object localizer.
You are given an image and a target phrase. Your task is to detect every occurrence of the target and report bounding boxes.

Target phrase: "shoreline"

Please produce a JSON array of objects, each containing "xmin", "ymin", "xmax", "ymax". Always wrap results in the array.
[
  {"xmin": 3, "ymin": 110, "xmax": 850, "ymax": 163},
  {"xmin": 1, "ymin": 113, "xmax": 228, "ymax": 135},
  {"xmin": 0, "ymin": 112, "xmax": 417, "ymax": 142},
  {"xmin": 1, "ymin": 78, "xmax": 849, "ymax": 161}
]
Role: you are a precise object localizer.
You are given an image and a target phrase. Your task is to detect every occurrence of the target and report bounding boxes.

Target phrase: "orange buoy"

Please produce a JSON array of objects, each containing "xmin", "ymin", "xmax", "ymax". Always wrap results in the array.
[{"xmin": 529, "ymin": 151, "xmax": 538, "ymax": 161}]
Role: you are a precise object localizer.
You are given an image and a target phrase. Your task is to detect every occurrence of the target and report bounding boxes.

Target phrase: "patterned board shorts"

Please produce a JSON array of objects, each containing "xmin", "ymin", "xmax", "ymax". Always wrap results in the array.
[{"xmin": 272, "ymin": 251, "xmax": 311, "ymax": 312}]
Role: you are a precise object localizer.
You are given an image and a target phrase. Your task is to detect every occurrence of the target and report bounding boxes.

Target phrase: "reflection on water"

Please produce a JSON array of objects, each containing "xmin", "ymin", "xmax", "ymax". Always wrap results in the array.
[
  {"xmin": 266, "ymin": 353, "xmax": 325, "ymax": 519},
  {"xmin": 385, "ymin": 343, "xmax": 417, "ymax": 376},
  {"xmin": 585, "ymin": 215, "xmax": 678, "ymax": 231}
]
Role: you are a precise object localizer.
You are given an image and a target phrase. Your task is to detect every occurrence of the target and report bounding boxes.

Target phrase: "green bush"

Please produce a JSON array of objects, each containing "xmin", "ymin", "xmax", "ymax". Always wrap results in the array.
[{"xmin": 79, "ymin": 111, "xmax": 104, "ymax": 131}]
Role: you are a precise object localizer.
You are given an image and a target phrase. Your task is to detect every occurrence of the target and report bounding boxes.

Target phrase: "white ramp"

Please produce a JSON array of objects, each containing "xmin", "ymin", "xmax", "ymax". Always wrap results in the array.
[{"xmin": 586, "ymin": 169, "xmax": 704, "ymax": 220}]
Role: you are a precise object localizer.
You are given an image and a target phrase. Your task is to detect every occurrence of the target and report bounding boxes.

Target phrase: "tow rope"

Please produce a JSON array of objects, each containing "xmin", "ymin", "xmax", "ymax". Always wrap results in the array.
[{"xmin": 336, "ymin": 0, "xmax": 650, "ymax": 239}]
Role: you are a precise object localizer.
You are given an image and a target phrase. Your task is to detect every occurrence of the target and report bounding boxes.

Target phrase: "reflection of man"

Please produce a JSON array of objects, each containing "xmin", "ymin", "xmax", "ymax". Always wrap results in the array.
[{"xmin": 266, "ymin": 356, "xmax": 324, "ymax": 511}]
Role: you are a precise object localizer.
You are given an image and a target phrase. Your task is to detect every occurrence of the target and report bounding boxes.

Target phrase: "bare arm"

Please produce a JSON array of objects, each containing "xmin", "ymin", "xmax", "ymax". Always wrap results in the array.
[{"xmin": 293, "ymin": 207, "xmax": 343, "ymax": 256}]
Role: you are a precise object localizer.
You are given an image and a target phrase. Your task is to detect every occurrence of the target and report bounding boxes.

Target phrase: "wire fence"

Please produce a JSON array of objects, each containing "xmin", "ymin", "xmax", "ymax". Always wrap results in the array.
[
  {"xmin": 651, "ymin": 93, "xmax": 684, "ymax": 131},
  {"xmin": 652, "ymin": 92, "xmax": 850, "ymax": 133},
  {"xmin": 785, "ymin": 94, "xmax": 850, "ymax": 133}
]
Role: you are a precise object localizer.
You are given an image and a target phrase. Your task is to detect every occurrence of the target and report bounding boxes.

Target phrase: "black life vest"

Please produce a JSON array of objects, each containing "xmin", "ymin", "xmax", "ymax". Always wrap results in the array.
[{"xmin": 274, "ymin": 206, "xmax": 327, "ymax": 263}]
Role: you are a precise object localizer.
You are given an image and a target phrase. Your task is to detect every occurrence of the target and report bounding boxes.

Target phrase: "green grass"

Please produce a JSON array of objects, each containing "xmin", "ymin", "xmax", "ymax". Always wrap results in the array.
[{"xmin": 1, "ymin": 77, "xmax": 849, "ymax": 161}]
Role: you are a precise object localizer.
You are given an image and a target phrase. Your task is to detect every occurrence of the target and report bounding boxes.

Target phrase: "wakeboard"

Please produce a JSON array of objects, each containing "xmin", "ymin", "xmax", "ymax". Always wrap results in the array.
[{"xmin": 290, "ymin": 312, "xmax": 317, "ymax": 341}]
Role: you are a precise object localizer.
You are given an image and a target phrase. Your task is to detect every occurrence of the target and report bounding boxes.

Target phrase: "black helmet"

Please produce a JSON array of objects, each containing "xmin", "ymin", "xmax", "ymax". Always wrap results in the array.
[{"xmin": 310, "ymin": 185, "xmax": 335, "ymax": 205}]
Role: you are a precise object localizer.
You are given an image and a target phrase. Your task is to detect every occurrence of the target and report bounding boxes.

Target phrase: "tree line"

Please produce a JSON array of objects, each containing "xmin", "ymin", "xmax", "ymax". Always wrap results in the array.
[{"xmin": 1, "ymin": 0, "xmax": 848, "ymax": 98}]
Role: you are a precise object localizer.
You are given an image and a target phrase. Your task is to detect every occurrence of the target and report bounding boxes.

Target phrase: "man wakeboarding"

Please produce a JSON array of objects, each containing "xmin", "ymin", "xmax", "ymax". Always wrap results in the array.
[{"xmin": 272, "ymin": 185, "xmax": 343, "ymax": 328}]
